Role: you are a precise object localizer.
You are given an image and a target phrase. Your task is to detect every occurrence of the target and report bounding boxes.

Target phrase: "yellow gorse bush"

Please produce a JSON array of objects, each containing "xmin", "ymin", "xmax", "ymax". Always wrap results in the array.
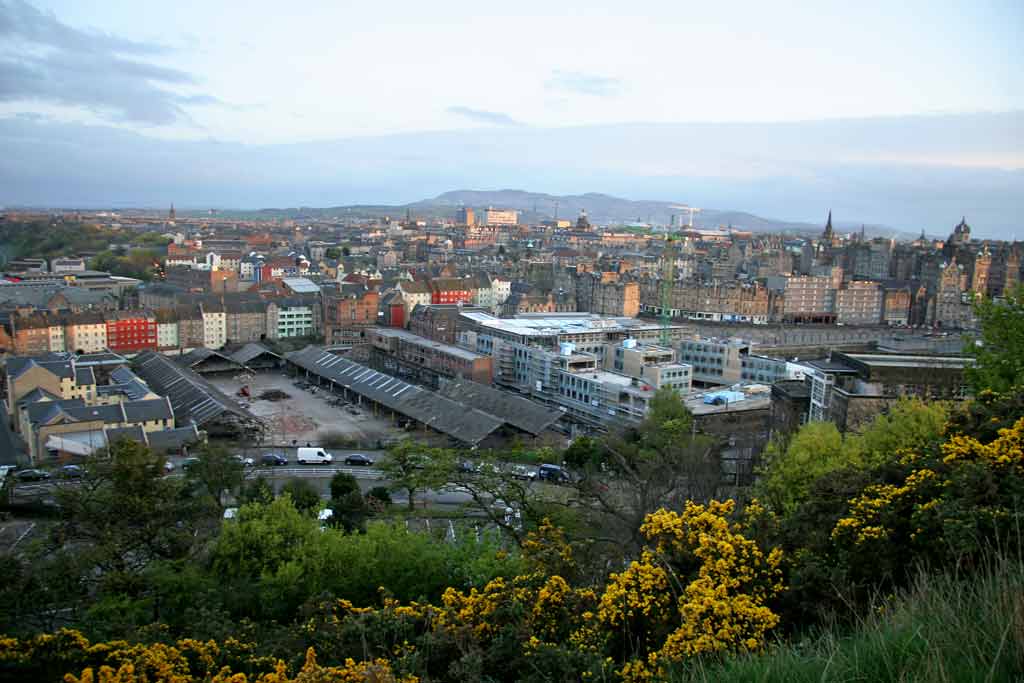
[
  {"xmin": 833, "ymin": 417, "xmax": 1024, "ymax": 546},
  {"xmin": 606, "ymin": 501, "xmax": 784, "ymax": 682}
]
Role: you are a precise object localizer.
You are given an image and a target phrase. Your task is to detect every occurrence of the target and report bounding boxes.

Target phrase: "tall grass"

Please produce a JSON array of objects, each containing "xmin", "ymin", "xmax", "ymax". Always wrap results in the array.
[{"xmin": 668, "ymin": 556, "xmax": 1024, "ymax": 683}]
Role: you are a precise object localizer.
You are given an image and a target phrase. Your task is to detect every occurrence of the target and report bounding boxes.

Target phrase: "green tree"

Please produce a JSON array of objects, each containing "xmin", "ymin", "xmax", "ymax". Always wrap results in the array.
[
  {"xmin": 53, "ymin": 438, "xmax": 215, "ymax": 589},
  {"xmin": 757, "ymin": 421, "xmax": 849, "ymax": 514},
  {"xmin": 324, "ymin": 247, "xmax": 341, "ymax": 260},
  {"xmin": 757, "ymin": 399, "xmax": 949, "ymax": 515},
  {"xmin": 238, "ymin": 476, "xmax": 275, "ymax": 505},
  {"xmin": 328, "ymin": 472, "xmax": 369, "ymax": 533},
  {"xmin": 281, "ymin": 479, "xmax": 321, "ymax": 514},
  {"xmin": 572, "ymin": 387, "xmax": 720, "ymax": 558},
  {"xmin": 381, "ymin": 441, "xmax": 454, "ymax": 510},
  {"xmin": 329, "ymin": 471, "xmax": 360, "ymax": 500},
  {"xmin": 850, "ymin": 398, "xmax": 947, "ymax": 466},
  {"xmin": 186, "ymin": 443, "xmax": 244, "ymax": 508},
  {"xmin": 965, "ymin": 284, "xmax": 1024, "ymax": 394}
]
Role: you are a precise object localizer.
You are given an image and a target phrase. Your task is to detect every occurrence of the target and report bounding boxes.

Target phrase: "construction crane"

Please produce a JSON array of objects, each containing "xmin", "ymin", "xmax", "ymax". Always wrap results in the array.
[
  {"xmin": 659, "ymin": 235, "xmax": 677, "ymax": 346},
  {"xmin": 668, "ymin": 205, "xmax": 703, "ymax": 228}
]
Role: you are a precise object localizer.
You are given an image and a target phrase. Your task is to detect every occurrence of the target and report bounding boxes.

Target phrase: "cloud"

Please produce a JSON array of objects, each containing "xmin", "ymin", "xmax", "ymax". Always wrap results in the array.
[
  {"xmin": 0, "ymin": 0, "xmax": 217, "ymax": 125},
  {"xmin": 447, "ymin": 106, "xmax": 523, "ymax": 126},
  {"xmin": 545, "ymin": 70, "xmax": 622, "ymax": 97}
]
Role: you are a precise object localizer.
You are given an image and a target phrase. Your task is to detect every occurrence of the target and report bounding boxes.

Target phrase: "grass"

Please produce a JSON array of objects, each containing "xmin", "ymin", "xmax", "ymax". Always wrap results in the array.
[{"xmin": 667, "ymin": 557, "xmax": 1024, "ymax": 683}]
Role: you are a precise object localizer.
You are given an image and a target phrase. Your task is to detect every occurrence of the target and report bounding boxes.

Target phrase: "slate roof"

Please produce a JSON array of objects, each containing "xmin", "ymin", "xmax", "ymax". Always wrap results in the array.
[
  {"xmin": 104, "ymin": 425, "xmax": 147, "ymax": 446},
  {"xmin": 75, "ymin": 366, "xmax": 96, "ymax": 386},
  {"xmin": 108, "ymin": 367, "xmax": 153, "ymax": 400},
  {"xmin": 122, "ymin": 397, "xmax": 174, "ymax": 423},
  {"xmin": 133, "ymin": 351, "xmax": 254, "ymax": 427},
  {"xmin": 146, "ymin": 424, "xmax": 201, "ymax": 452},
  {"xmin": 175, "ymin": 347, "xmax": 242, "ymax": 370},
  {"xmin": 437, "ymin": 379, "xmax": 562, "ymax": 436},
  {"xmin": 16, "ymin": 387, "xmax": 63, "ymax": 405},
  {"xmin": 5, "ymin": 355, "xmax": 73, "ymax": 381},
  {"xmin": 229, "ymin": 343, "xmax": 281, "ymax": 366},
  {"xmin": 286, "ymin": 346, "xmax": 503, "ymax": 445}
]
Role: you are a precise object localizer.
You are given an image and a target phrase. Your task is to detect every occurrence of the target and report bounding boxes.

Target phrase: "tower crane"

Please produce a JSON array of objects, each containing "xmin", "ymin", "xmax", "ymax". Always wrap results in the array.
[{"xmin": 659, "ymin": 235, "xmax": 677, "ymax": 346}]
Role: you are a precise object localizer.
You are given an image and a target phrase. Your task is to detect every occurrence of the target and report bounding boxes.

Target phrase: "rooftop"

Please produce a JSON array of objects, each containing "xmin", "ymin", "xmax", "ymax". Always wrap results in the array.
[
  {"xmin": 461, "ymin": 311, "xmax": 669, "ymax": 337},
  {"xmin": 373, "ymin": 327, "xmax": 484, "ymax": 361},
  {"xmin": 282, "ymin": 277, "xmax": 321, "ymax": 294}
]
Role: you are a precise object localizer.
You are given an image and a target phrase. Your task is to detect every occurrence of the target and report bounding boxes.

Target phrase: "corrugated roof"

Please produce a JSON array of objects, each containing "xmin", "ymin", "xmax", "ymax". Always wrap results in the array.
[
  {"xmin": 230, "ymin": 342, "xmax": 281, "ymax": 366},
  {"xmin": 286, "ymin": 346, "xmax": 503, "ymax": 445},
  {"xmin": 437, "ymin": 379, "xmax": 561, "ymax": 436},
  {"xmin": 134, "ymin": 351, "xmax": 254, "ymax": 427}
]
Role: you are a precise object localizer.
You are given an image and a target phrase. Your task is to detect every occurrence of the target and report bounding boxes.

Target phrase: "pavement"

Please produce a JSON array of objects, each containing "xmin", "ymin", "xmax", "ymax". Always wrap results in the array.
[{"xmin": 206, "ymin": 372, "xmax": 404, "ymax": 447}]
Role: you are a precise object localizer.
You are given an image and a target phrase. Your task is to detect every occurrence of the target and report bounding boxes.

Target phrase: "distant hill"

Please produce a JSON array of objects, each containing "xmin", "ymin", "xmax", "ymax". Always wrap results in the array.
[
  {"xmin": 421, "ymin": 189, "xmax": 846, "ymax": 233},
  {"xmin": 261, "ymin": 189, "xmax": 912, "ymax": 238}
]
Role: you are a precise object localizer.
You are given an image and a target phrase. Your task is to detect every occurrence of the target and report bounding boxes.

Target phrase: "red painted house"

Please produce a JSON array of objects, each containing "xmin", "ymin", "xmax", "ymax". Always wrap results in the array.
[
  {"xmin": 104, "ymin": 311, "xmax": 158, "ymax": 353},
  {"xmin": 430, "ymin": 278, "xmax": 473, "ymax": 305}
]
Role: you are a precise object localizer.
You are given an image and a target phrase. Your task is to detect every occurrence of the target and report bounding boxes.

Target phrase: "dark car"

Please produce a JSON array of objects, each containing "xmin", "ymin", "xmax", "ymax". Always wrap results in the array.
[
  {"xmin": 180, "ymin": 457, "xmax": 201, "ymax": 471},
  {"xmin": 60, "ymin": 464, "xmax": 85, "ymax": 479},
  {"xmin": 344, "ymin": 454, "xmax": 374, "ymax": 466},
  {"xmin": 260, "ymin": 453, "xmax": 288, "ymax": 466},
  {"xmin": 14, "ymin": 469, "xmax": 50, "ymax": 482},
  {"xmin": 537, "ymin": 464, "xmax": 571, "ymax": 484}
]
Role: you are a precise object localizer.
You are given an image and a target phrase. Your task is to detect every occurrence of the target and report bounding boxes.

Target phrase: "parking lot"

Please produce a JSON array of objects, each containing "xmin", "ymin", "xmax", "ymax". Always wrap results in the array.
[{"xmin": 207, "ymin": 371, "xmax": 404, "ymax": 448}]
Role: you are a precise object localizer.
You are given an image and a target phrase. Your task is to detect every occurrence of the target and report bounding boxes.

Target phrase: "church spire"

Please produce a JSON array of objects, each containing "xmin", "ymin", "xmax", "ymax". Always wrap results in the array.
[
  {"xmin": 169, "ymin": 203, "xmax": 176, "ymax": 221},
  {"xmin": 823, "ymin": 210, "xmax": 833, "ymax": 240}
]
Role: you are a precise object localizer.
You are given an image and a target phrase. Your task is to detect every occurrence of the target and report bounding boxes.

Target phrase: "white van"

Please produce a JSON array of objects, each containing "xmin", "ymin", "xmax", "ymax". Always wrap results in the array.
[{"xmin": 296, "ymin": 447, "xmax": 333, "ymax": 465}]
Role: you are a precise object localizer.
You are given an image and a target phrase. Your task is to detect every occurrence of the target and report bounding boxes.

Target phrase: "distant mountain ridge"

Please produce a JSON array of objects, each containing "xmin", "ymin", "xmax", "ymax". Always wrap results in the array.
[
  {"xmin": 260, "ymin": 189, "xmax": 910, "ymax": 238},
  {"xmin": 416, "ymin": 189, "xmax": 820, "ymax": 233}
]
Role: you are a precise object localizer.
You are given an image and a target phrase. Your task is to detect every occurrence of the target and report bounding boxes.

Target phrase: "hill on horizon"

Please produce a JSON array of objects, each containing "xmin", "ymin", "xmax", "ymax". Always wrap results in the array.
[{"xmin": 249, "ymin": 189, "xmax": 911, "ymax": 238}]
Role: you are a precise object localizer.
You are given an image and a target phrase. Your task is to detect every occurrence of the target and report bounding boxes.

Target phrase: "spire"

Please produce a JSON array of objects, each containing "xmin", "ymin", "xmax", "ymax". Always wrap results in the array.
[
  {"xmin": 823, "ymin": 210, "xmax": 833, "ymax": 240},
  {"xmin": 168, "ymin": 203, "xmax": 176, "ymax": 221}
]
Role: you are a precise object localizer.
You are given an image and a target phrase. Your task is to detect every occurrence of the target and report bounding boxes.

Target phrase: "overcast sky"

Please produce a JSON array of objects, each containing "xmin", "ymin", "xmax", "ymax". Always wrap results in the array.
[{"xmin": 0, "ymin": 0, "xmax": 1022, "ymax": 235}]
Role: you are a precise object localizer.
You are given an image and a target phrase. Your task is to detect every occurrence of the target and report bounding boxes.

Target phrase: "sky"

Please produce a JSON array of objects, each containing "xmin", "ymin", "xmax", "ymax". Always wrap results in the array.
[{"xmin": 0, "ymin": 0, "xmax": 1022, "ymax": 236}]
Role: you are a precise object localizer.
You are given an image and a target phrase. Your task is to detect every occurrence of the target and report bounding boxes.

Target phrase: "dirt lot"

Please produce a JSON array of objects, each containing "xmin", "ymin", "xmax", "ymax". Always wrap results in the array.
[{"xmin": 208, "ymin": 372, "xmax": 404, "ymax": 448}]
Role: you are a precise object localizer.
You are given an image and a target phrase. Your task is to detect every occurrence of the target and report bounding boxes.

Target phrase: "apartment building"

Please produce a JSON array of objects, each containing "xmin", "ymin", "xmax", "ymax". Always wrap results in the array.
[
  {"xmin": 201, "ymin": 302, "xmax": 227, "ymax": 349},
  {"xmin": 368, "ymin": 327, "xmax": 493, "ymax": 388},
  {"xmin": 322, "ymin": 287, "xmax": 378, "ymax": 346},
  {"xmin": 835, "ymin": 281, "xmax": 883, "ymax": 325},
  {"xmin": 104, "ymin": 311, "xmax": 158, "ymax": 353},
  {"xmin": 606, "ymin": 339, "xmax": 692, "ymax": 395},
  {"xmin": 779, "ymin": 275, "xmax": 836, "ymax": 323},
  {"xmin": 65, "ymin": 312, "xmax": 108, "ymax": 353},
  {"xmin": 638, "ymin": 279, "xmax": 771, "ymax": 324}
]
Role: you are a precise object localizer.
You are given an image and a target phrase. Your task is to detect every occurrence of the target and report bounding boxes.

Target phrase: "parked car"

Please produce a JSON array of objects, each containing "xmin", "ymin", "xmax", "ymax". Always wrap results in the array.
[
  {"xmin": 457, "ymin": 459, "xmax": 476, "ymax": 474},
  {"xmin": 15, "ymin": 469, "xmax": 50, "ymax": 482},
  {"xmin": 60, "ymin": 464, "xmax": 85, "ymax": 479},
  {"xmin": 260, "ymin": 453, "xmax": 288, "ymax": 466},
  {"xmin": 180, "ymin": 457, "xmax": 201, "ymax": 471},
  {"xmin": 163, "ymin": 460, "xmax": 175, "ymax": 472},
  {"xmin": 233, "ymin": 455, "xmax": 255, "ymax": 467},
  {"xmin": 510, "ymin": 464, "xmax": 537, "ymax": 481},
  {"xmin": 296, "ymin": 447, "xmax": 333, "ymax": 465},
  {"xmin": 344, "ymin": 454, "xmax": 373, "ymax": 466},
  {"xmin": 537, "ymin": 463, "xmax": 571, "ymax": 484}
]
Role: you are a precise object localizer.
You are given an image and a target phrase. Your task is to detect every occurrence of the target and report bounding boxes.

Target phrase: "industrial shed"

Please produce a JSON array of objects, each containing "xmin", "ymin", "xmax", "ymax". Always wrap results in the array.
[
  {"xmin": 286, "ymin": 346, "xmax": 504, "ymax": 445},
  {"xmin": 437, "ymin": 379, "xmax": 563, "ymax": 437},
  {"xmin": 133, "ymin": 351, "xmax": 259, "ymax": 438},
  {"xmin": 229, "ymin": 343, "xmax": 283, "ymax": 370},
  {"xmin": 174, "ymin": 348, "xmax": 245, "ymax": 375}
]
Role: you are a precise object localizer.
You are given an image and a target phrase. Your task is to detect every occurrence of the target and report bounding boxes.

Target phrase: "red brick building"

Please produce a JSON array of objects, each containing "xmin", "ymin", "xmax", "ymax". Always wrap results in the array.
[
  {"xmin": 323, "ymin": 286, "xmax": 380, "ymax": 346},
  {"xmin": 104, "ymin": 311, "xmax": 158, "ymax": 353},
  {"xmin": 430, "ymin": 278, "xmax": 473, "ymax": 305}
]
